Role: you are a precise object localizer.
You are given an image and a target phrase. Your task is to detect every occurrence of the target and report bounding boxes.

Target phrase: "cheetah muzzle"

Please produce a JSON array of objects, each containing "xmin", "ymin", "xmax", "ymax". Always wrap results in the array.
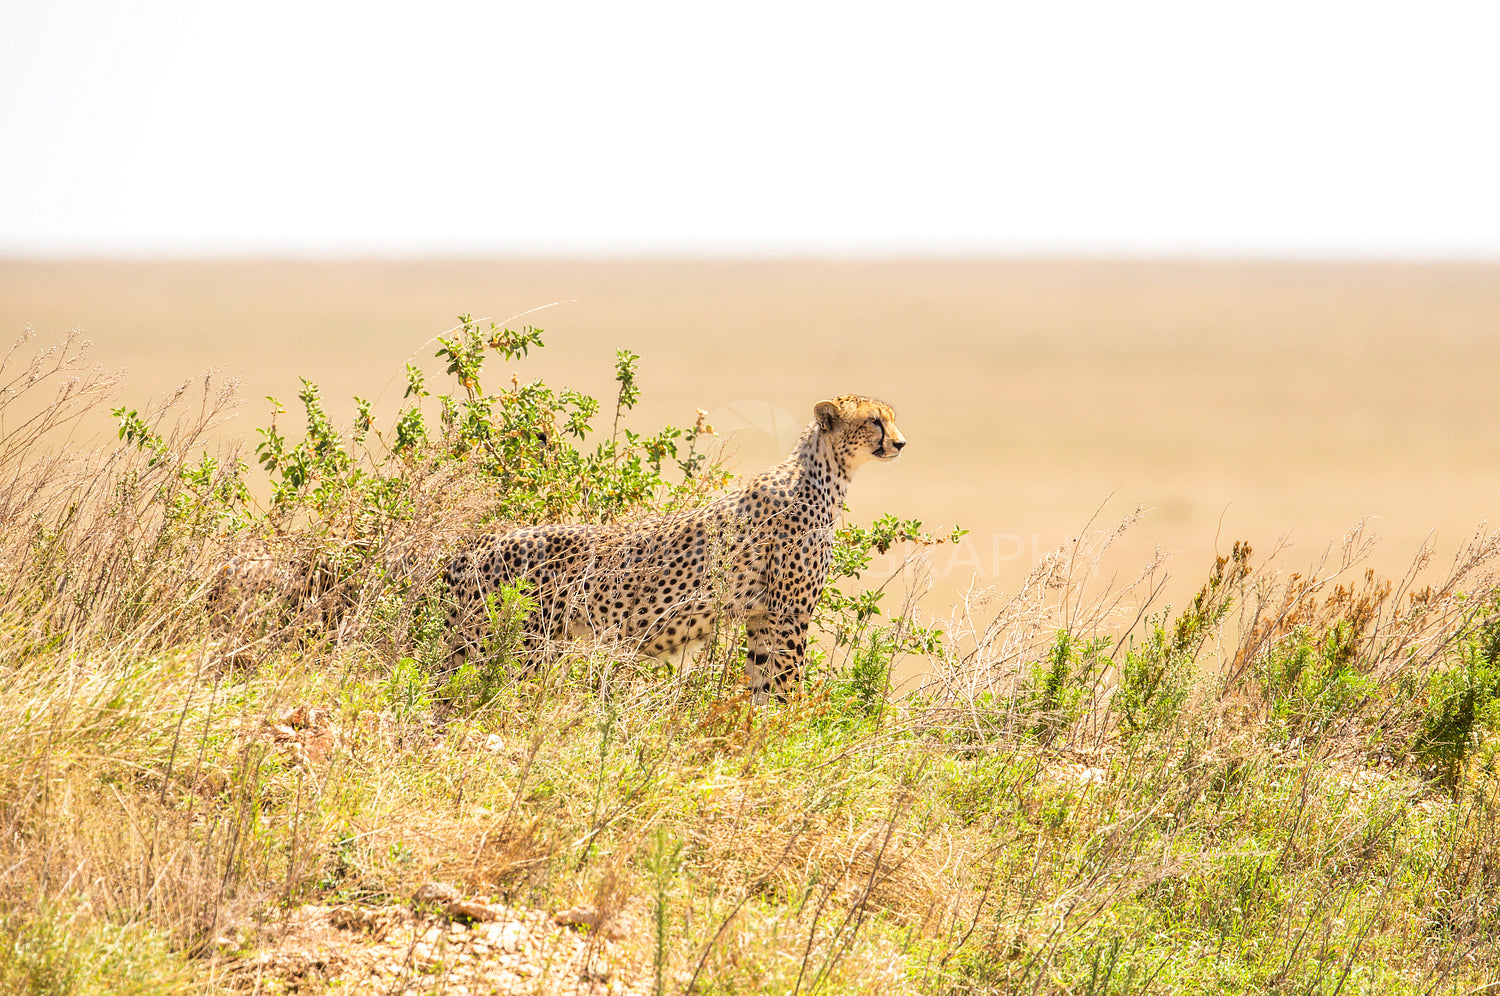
[{"xmin": 443, "ymin": 395, "xmax": 906, "ymax": 703}]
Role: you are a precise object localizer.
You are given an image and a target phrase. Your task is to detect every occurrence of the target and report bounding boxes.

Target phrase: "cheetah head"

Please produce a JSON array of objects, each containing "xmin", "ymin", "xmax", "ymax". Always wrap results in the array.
[{"xmin": 814, "ymin": 395, "xmax": 906, "ymax": 471}]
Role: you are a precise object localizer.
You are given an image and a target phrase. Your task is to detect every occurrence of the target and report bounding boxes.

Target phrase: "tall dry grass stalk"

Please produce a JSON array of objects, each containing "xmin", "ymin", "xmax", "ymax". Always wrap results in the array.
[
  {"xmin": 917, "ymin": 502, "xmax": 1167, "ymax": 742},
  {"xmin": 0, "ymin": 327, "xmax": 246, "ymax": 652}
]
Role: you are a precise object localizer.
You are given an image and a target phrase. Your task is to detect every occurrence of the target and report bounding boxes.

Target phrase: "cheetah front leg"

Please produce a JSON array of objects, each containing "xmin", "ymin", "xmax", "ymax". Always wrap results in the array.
[{"xmin": 744, "ymin": 612, "xmax": 810, "ymax": 704}]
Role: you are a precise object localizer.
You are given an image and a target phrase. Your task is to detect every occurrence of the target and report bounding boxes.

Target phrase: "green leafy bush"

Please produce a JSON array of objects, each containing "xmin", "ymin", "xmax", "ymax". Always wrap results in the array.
[
  {"xmin": 1415, "ymin": 604, "xmax": 1500, "ymax": 790},
  {"xmin": 818, "ymin": 514, "xmax": 958, "ymax": 715},
  {"xmin": 1119, "ymin": 544, "xmax": 1248, "ymax": 734},
  {"xmin": 1018, "ymin": 630, "xmax": 1111, "ymax": 741},
  {"xmin": 437, "ymin": 580, "xmax": 538, "ymax": 713},
  {"xmin": 1258, "ymin": 621, "xmax": 1376, "ymax": 742}
]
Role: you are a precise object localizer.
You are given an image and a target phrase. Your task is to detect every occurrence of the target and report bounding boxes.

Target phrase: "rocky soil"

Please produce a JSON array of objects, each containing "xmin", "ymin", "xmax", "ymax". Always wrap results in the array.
[{"xmin": 215, "ymin": 885, "xmax": 650, "ymax": 995}]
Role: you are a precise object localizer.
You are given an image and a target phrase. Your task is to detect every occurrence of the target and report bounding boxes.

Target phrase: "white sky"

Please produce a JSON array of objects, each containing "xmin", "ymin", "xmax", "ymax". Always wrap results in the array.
[{"xmin": 2, "ymin": 0, "xmax": 1498, "ymax": 256}]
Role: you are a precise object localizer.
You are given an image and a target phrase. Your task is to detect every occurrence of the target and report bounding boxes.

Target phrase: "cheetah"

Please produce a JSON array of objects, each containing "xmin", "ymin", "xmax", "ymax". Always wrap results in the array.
[{"xmin": 443, "ymin": 395, "xmax": 906, "ymax": 701}]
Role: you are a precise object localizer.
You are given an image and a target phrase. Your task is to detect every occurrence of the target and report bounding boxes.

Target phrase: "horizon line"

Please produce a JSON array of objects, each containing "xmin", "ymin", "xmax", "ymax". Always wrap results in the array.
[{"xmin": 5, "ymin": 248, "xmax": 1500, "ymax": 267}]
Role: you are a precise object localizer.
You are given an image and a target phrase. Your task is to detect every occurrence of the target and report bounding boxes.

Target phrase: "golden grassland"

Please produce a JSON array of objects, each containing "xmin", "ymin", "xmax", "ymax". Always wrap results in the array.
[
  {"xmin": 4, "ymin": 257, "xmax": 1498, "ymax": 616},
  {"xmin": 7, "ymin": 261, "xmax": 1500, "ymax": 993}
]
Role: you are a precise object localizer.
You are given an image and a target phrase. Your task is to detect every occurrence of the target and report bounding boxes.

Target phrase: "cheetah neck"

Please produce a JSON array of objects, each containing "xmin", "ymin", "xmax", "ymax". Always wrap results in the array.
[{"xmin": 785, "ymin": 422, "xmax": 854, "ymax": 506}]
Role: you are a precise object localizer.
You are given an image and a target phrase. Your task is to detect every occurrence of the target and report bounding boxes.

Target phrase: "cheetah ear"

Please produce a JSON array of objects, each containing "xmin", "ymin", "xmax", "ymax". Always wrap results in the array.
[{"xmin": 813, "ymin": 400, "xmax": 840, "ymax": 432}]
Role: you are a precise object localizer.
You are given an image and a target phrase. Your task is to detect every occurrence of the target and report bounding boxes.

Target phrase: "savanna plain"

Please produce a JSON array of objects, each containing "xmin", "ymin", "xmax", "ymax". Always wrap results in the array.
[{"xmin": 3, "ymin": 258, "xmax": 1500, "ymax": 994}]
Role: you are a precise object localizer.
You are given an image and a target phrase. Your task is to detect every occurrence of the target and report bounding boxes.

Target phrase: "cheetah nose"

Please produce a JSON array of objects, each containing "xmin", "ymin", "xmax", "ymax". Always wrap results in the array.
[{"xmin": 892, "ymin": 439, "xmax": 906, "ymax": 451}]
